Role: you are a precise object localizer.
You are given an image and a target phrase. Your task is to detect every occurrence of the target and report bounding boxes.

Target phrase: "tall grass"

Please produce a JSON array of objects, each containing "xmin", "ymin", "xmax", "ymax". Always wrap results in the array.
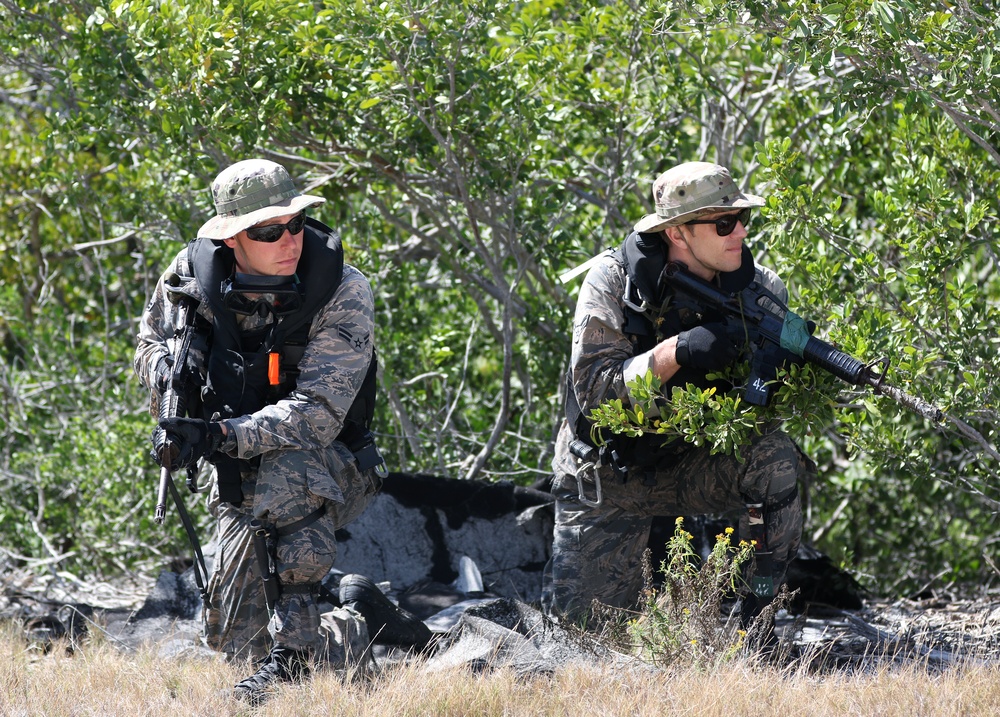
[
  {"xmin": 3, "ymin": 523, "xmax": 997, "ymax": 716},
  {"xmin": 2, "ymin": 625, "xmax": 999, "ymax": 717}
]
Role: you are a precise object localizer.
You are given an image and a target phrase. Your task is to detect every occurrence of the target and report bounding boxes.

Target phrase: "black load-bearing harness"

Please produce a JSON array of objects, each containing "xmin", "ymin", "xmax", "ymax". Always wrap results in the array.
[{"xmin": 161, "ymin": 219, "xmax": 384, "ymax": 607}]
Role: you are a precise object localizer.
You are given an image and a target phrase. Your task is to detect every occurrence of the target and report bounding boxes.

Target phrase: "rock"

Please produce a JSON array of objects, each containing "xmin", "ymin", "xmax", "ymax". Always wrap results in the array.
[
  {"xmin": 423, "ymin": 598, "xmax": 646, "ymax": 676},
  {"xmin": 334, "ymin": 473, "xmax": 554, "ymax": 603}
]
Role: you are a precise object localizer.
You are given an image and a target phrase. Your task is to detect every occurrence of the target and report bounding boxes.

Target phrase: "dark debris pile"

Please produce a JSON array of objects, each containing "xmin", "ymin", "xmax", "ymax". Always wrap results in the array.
[{"xmin": 3, "ymin": 562, "xmax": 998, "ymax": 674}]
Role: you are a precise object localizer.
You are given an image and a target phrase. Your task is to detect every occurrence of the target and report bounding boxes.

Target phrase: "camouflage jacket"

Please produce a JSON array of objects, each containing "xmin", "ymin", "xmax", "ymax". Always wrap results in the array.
[
  {"xmin": 556, "ymin": 243, "xmax": 787, "ymax": 473},
  {"xmin": 134, "ymin": 244, "xmax": 375, "ymax": 461}
]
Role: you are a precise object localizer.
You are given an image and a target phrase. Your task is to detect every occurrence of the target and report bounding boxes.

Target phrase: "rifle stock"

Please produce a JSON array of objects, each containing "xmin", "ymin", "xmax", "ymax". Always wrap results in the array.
[{"xmin": 663, "ymin": 262, "xmax": 944, "ymax": 423}]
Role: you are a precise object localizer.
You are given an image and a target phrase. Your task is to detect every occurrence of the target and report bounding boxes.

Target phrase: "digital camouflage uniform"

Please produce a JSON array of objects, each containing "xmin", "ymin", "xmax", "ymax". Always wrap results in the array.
[
  {"xmin": 542, "ymin": 250, "xmax": 810, "ymax": 619},
  {"xmin": 135, "ymin": 248, "xmax": 379, "ymax": 660},
  {"xmin": 543, "ymin": 162, "xmax": 811, "ymax": 621}
]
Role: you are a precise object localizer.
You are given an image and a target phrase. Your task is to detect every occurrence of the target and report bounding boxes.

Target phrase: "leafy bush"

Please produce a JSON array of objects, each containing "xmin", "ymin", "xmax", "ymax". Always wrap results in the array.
[
  {"xmin": 593, "ymin": 518, "xmax": 784, "ymax": 668},
  {"xmin": 629, "ymin": 519, "xmax": 756, "ymax": 667},
  {"xmin": 0, "ymin": 0, "xmax": 998, "ymax": 595}
]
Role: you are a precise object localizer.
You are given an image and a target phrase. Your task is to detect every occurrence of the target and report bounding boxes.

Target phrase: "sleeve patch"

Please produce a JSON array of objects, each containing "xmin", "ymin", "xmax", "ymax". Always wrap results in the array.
[{"xmin": 337, "ymin": 325, "xmax": 371, "ymax": 353}]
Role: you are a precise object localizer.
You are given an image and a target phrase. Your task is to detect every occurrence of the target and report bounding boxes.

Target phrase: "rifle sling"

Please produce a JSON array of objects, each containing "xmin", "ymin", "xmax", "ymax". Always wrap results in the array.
[{"xmin": 167, "ymin": 470, "xmax": 210, "ymax": 608}]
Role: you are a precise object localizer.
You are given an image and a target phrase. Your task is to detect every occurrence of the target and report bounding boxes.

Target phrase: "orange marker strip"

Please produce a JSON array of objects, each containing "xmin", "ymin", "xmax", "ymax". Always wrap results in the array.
[{"xmin": 268, "ymin": 352, "xmax": 280, "ymax": 385}]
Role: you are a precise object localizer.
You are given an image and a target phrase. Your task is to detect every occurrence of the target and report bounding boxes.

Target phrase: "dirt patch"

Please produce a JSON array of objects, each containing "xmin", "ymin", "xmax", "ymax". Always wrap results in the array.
[{"xmin": 776, "ymin": 594, "xmax": 1000, "ymax": 672}]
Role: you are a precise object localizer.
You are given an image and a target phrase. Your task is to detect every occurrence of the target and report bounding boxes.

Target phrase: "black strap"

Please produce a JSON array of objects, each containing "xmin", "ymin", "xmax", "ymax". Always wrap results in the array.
[
  {"xmin": 275, "ymin": 504, "xmax": 326, "ymax": 537},
  {"xmin": 767, "ymin": 484, "xmax": 799, "ymax": 513},
  {"xmin": 282, "ymin": 582, "xmax": 320, "ymax": 596},
  {"xmin": 166, "ymin": 471, "xmax": 210, "ymax": 609}
]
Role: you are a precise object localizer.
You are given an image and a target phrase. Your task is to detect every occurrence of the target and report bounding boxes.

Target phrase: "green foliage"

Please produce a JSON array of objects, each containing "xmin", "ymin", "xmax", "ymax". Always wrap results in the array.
[
  {"xmin": 0, "ymin": 0, "xmax": 998, "ymax": 596},
  {"xmin": 624, "ymin": 518, "xmax": 755, "ymax": 667},
  {"xmin": 590, "ymin": 362, "xmax": 842, "ymax": 461}
]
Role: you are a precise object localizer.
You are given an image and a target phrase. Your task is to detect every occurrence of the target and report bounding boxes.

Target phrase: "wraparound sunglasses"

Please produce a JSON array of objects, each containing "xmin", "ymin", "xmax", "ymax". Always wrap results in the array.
[
  {"xmin": 246, "ymin": 212, "xmax": 306, "ymax": 243},
  {"xmin": 685, "ymin": 207, "xmax": 751, "ymax": 236}
]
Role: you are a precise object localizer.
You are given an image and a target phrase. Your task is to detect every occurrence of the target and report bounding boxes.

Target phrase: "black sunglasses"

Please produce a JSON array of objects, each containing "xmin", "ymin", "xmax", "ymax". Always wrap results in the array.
[
  {"xmin": 245, "ymin": 212, "xmax": 306, "ymax": 243},
  {"xmin": 685, "ymin": 207, "xmax": 751, "ymax": 236}
]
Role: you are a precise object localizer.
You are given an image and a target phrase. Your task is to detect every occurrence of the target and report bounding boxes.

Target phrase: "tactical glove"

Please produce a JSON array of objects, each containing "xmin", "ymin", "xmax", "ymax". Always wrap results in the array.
[
  {"xmin": 153, "ymin": 355, "xmax": 174, "ymax": 393},
  {"xmin": 154, "ymin": 417, "xmax": 225, "ymax": 472},
  {"xmin": 675, "ymin": 322, "xmax": 739, "ymax": 371}
]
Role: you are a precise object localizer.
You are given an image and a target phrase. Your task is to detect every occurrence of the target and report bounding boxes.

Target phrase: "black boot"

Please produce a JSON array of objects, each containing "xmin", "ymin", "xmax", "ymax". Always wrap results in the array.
[
  {"xmin": 339, "ymin": 574, "xmax": 432, "ymax": 650},
  {"xmin": 233, "ymin": 645, "xmax": 310, "ymax": 705},
  {"xmin": 740, "ymin": 592, "xmax": 768, "ymax": 628}
]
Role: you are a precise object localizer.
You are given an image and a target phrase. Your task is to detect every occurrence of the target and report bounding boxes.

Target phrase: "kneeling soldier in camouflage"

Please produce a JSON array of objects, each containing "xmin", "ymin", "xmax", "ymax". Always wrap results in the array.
[
  {"xmin": 543, "ymin": 162, "xmax": 813, "ymax": 632},
  {"xmin": 136, "ymin": 159, "xmax": 426, "ymax": 703}
]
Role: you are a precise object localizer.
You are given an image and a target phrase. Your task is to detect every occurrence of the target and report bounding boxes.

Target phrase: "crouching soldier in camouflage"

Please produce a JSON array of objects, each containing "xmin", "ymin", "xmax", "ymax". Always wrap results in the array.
[
  {"xmin": 135, "ymin": 159, "xmax": 423, "ymax": 703},
  {"xmin": 542, "ymin": 162, "xmax": 813, "ymax": 632}
]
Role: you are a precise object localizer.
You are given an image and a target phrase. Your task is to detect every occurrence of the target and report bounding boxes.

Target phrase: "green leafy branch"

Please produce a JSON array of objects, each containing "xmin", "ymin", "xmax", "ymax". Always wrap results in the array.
[
  {"xmin": 588, "ymin": 370, "xmax": 760, "ymax": 460},
  {"xmin": 590, "ymin": 363, "xmax": 845, "ymax": 461}
]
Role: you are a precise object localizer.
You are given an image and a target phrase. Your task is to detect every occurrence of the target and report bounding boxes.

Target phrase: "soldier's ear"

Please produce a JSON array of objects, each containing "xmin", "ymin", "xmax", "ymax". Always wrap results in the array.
[{"xmin": 664, "ymin": 225, "xmax": 685, "ymax": 248}]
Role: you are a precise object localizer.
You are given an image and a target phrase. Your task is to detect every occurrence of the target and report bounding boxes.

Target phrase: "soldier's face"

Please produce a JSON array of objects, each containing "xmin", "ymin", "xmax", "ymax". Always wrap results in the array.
[
  {"xmin": 223, "ymin": 212, "xmax": 304, "ymax": 276},
  {"xmin": 671, "ymin": 211, "xmax": 748, "ymax": 279}
]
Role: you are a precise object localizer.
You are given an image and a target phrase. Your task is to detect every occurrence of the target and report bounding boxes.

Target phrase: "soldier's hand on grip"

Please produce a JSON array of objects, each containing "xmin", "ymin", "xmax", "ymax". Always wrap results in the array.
[
  {"xmin": 154, "ymin": 417, "xmax": 225, "ymax": 471},
  {"xmin": 675, "ymin": 322, "xmax": 739, "ymax": 371}
]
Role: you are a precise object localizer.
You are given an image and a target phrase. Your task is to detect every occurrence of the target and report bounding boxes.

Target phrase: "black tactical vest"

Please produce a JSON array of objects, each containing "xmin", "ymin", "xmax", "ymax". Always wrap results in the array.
[
  {"xmin": 565, "ymin": 231, "xmax": 755, "ymax": 470},
  {"xmin": 188, "ymin": 217, "xmax": 377, "ymax": 503}
]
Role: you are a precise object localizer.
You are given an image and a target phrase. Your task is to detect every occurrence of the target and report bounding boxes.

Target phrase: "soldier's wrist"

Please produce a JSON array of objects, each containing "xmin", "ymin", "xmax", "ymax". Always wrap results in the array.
[{"xmin": 217, "ymin": 421, "xmax": 238, "ymax": 454}]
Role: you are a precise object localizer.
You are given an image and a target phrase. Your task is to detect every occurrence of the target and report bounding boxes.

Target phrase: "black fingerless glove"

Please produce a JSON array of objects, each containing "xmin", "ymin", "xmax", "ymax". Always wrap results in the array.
[{"xmin": 675, "ymin": 322, "xmax": 739, "ymax": 371}]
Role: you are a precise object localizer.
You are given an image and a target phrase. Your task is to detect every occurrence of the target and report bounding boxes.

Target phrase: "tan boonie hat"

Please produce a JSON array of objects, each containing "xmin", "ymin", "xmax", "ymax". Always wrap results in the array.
[
  {"xmin": 197, "ymin": 159, "xmax": 326, "ymax": 240},
  {"xmin": 634, "ymin": 161, "xmax": 764, "ymax": 234}
]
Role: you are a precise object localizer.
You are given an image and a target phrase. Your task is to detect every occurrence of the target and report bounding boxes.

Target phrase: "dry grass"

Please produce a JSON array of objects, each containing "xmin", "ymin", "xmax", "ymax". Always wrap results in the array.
[{"xmin": 2, "ymin": 623, "xmax": 1000, "ymax": 717}]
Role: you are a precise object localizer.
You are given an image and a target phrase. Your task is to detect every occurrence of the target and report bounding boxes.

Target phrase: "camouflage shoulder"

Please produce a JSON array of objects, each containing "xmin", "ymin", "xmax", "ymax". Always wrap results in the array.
[
  {"xmin": 581, "ymin": 249, "xmax": 627, "ymax": 296},
  {"xmin": 338, "ymin": 264, "xmax": 375, "ymax": 304},
  {"xmin": 755, "ymin": 264, "xmax": 788, "ymax": 305},
  {"xmin": 342, "ymin": 263, "xmax": 371, "ymax": 285}
]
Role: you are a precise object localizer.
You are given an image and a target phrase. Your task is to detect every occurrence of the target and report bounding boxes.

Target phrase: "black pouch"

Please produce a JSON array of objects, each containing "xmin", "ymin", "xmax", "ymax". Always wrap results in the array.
[{"xmin": 349, "ymin": 432, "xmax": 387, "ymax": 474}]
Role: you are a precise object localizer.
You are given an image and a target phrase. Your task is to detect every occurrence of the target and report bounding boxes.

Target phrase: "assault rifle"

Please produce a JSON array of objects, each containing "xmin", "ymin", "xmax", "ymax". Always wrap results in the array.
[
  {"xmin": 152, "ymin": 272, "xmax": 201, "ymax": 524},
  {"xmin": 147, "ymin": 272, "xmax": 211, "ymax": 608},
  {"xmin": 663, "ymin": 262, "xmax": 944, "ymax": 423}
]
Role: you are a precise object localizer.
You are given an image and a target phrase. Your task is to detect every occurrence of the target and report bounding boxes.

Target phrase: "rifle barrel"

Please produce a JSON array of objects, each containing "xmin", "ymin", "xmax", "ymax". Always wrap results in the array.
[
  {"xmin": 155, "ymin": 466, "xmax": 171, "ymax": 524},
  {"xmin": 802, "ymin": 336, "xmax": 868, "ymax": 385}
]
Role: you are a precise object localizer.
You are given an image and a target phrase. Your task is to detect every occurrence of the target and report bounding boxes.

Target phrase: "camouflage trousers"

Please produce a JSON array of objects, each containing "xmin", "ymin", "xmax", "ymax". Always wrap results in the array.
[
  {"xmin": 202, "ymin": 441, "xmax": 380, "ymax": 660},
  {"xmin": 542, "ymin": 424, "xmax": 810, "ymax": 620}
]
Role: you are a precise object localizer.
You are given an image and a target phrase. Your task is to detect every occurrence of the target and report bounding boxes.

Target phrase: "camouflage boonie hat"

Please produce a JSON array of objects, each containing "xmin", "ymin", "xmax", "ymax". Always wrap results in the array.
[
  {"xmin": 197, "ymin": 159, "xmax": 325, "ymax": 240},
  {"xmin": 634, "ymin": 162, "xmax": 764, "ymax": 234}
]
